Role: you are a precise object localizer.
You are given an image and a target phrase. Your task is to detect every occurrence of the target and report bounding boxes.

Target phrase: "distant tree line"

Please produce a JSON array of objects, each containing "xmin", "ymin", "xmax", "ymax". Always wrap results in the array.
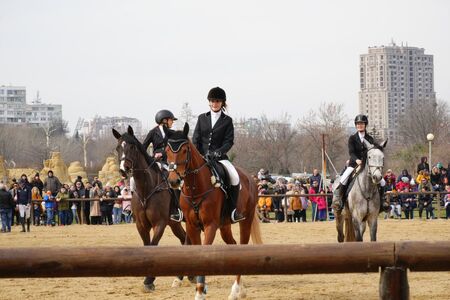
[{"xmin": 0, "ymin": 100, "xmax": 449, "ymax": 177}]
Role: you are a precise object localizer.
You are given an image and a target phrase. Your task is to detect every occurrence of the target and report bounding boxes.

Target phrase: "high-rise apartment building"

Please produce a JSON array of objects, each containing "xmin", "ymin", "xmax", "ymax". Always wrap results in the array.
[
  {"xmin": 359, "ymin": 43, "xmax": 436, "ymax": 140},
  {"xmin": 0, "ymin": 86, "xmax": 62, "ymax": 125}
]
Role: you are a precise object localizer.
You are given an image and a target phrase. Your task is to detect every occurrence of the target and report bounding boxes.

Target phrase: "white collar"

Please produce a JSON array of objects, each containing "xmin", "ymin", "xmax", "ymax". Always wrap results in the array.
[
  {"xmin": 158, "ymin": 125, "xmax": 166, "ymax": 138},
  {"xmin": 210, "ymin": 110, "xmax": 222, "ymax": 118},
  {"xmin": 358, "ymin": 131, "xmax": 365, "ymax": 141}
]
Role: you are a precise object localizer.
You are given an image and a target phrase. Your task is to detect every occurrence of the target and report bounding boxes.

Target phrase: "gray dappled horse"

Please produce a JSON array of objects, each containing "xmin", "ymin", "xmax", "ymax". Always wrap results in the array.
[{"xmin": 334, "ymin": 139, "xmax": 387, "ymax": 242}]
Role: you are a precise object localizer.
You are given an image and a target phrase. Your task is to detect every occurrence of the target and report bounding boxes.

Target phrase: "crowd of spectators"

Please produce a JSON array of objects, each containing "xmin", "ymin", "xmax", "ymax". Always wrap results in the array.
[
  {"xmin": 254, "ymin": 157, "xmax": 450, "ymax": 223},
  {"xmin": 254, "ymin": 168, "xmax": 331, "ymax": 223},
  {"xmin": 382, "ymin": 158, "xmax": 450, "ymax": 220},
  {"xmin": 1, "ymin": 157, "xmax": 450, "ymax": 232},
  {"xmin": 0, "ymin": 171, "xmax": 133, "ymax": 233}
]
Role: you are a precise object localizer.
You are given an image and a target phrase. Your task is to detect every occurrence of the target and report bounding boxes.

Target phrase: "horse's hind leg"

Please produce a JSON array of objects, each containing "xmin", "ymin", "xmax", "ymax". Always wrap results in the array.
[{"xmin": 335, "ymin": 211, "xmax": 344, "ymax": 243}]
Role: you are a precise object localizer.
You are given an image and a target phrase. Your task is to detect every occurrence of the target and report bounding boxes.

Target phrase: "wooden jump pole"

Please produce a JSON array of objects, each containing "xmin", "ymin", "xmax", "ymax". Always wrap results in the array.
[{"xmin": 0, "ymin": 243, "xmax": 394, "ymax": 278}]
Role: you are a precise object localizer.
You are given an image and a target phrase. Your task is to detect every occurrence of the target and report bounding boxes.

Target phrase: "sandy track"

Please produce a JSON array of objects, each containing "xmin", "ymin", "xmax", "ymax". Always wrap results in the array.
[{"xmin": 0, "ymin": 219, "xmax": 449, "ymax": 299}]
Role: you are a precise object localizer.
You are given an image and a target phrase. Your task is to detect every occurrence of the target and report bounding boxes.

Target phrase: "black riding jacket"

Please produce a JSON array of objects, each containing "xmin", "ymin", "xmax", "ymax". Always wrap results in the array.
[{"xmin": 192, "ymin": 111, "xmax": 234, "ymax": 160}]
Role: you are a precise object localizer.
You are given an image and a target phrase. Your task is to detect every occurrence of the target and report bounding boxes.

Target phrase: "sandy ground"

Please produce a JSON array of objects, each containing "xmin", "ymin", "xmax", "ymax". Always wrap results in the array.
[{"xmin": 0, "ymin": 219, "xmax": 449, "ymax": 300}]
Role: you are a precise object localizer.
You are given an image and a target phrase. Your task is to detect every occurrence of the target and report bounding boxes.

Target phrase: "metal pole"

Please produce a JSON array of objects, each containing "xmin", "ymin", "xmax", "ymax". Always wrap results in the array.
[{"xmin": 428, "ymin": 140, "xmax": 432, "ymax": 173}]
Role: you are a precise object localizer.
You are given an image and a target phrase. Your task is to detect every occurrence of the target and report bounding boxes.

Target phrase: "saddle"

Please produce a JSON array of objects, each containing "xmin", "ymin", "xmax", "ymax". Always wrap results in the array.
[
  {"xmin": 344, "ymin": 165, "xmax": 363, "ymax": 199},
  {"xmin": 205, "ymin": 158, "xmax": 233, "ymax": 224}
]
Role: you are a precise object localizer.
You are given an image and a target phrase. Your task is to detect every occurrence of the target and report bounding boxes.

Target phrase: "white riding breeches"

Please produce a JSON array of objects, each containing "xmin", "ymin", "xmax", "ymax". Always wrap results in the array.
[
  {"xmin": 130, "ymin": 176, "xmax": 136, "ymax": 193},
  {"xmin": 339, "ymin": 166, "xmax": 355, "ymax": 185},
  {"xmin": 218, "ymin": 160, "xmax": 240, "ymax": 186},
  {"xmin": 18, "ymin": 204, "xmax": 31, "ymax": 219}
]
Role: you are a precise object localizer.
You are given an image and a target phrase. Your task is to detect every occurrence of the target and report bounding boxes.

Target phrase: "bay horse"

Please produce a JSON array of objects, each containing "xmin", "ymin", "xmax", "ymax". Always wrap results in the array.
[
  {"xmin": 166, "ymin": 123, "xmax": 263, "ymax": 300},
  {"xmin": 112, "ymin": 126, "xmax": 189, "ymax": 291},
  {"xmin": 334, "ymin": 139, "xmax": 387, "ymax": 242}
]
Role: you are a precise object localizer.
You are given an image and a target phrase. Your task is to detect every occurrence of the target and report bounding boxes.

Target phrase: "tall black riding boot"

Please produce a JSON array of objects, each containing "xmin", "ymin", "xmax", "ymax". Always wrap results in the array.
[
  {"xmin": 20, "ymin": 217, "xmax": 26, "ymax": 232},
  {"xmin": 169, "ymin": 189, "xmax": 183, "ymax": 222},
  {"xmin": 230, "ymin": 184, "xmax": 245, "ymax": 223},
  {"xmin": 331, "ymin": 183, "xmax": 345, "ymax": 212},
  {"xmin": 26, "ymin": 218, "xmax": 31, "ymax": 232}
]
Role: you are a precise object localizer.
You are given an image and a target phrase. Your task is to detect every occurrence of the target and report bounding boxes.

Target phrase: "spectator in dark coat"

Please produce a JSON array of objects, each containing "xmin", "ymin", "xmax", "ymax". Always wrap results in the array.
[
  {"xmin": 0, "ymin": 183, "xmax": 15, "ymax": 232},
  {"xmin": 309, "ymin": 169, "xmax": 322, "ymax": 192},
  {"xmin": 43, "ymin": 170, "xmax": 62, "ymax": 196},
  {"xmin": 31, "ymin": 173, "xmax": 44, "ymax": 196},
  {"xmin": 417, "ymin": 157, "xmax": 430, "ymax": 174}
]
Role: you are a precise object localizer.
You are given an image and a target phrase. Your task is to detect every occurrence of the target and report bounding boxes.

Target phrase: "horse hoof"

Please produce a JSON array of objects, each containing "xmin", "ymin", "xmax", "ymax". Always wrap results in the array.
[
  {"xmin": 171, "ymin": 278, "xmax": 182, "ymax": 288},
  {"xmin": 195, "ymin": 292, "xmax": 206, "ymax": 300},
  {"xmin": 143, "ymin": 283, "xmax": 155, "ymax": 292}
]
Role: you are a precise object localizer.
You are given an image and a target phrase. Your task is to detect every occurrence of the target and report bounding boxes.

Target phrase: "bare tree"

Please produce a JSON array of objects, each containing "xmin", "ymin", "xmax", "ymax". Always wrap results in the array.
[
  {"xmin": 398, "ymin": 100, "xmax": 450, "ymax": 146},
  {"xmin": 177, "ymin": 102, "xmax": 197, "ymax": 135},
  {"xmin": 297, "ymin": 102, "xmax": 349, "ymax": 175}
]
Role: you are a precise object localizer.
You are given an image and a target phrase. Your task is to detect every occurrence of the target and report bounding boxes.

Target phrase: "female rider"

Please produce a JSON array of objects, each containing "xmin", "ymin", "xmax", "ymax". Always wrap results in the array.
[
  {"xmin": 192, "ymin": 87, "xmax": 245, "ymax": 222},
  {"xmin": 332, "ymin": 114, "xmax": 388, "ymax": 212},
  {"xmin": 142, "ymin": 109, "xmax": 182, "ymax": 222}
]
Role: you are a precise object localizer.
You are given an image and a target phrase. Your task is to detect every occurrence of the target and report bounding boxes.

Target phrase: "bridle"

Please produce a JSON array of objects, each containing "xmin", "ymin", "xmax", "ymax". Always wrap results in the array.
[
  {"xmin": 118, "ymin": 140, "xmax": 167, "ymax": 208},
  {"xmin": 167, "ymin": 139, "xmax": 208, "ymax": 178},
  {"xmin": 366, "ymin": 147, "xmax": 384, "ymax": 183}
]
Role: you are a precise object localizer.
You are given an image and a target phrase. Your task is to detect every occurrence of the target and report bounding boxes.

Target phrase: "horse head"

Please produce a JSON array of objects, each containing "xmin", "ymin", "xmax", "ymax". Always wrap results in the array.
[
  {"xmin": 112, "ymin": 125, "xmax": 153, "ymax": 177},
  {"xmin": 363, "ymin": 139, "xmax": 388, "ymax": 184},
  {"xmin": 166, "ymin": 123, "xmax": 191, "ymax": 188}
]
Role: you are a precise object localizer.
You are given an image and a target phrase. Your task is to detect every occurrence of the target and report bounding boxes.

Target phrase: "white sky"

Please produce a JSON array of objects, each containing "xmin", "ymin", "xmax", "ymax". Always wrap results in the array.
[{"xmin": 1, "ymin": 0, "xmax": 449, "ymax": 132}]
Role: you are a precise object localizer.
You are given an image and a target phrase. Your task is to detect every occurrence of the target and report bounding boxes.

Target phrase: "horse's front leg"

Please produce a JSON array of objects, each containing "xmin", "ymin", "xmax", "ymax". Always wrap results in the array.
[
  {"xmin": 367, "ymin": 214, "xmax": 378, "ymax": 242},
  {"xmin": 219, "ymin": 225, "xmax": 245, "ymax": 300},
  {"xmin": 185, "ymin": 223, "xmax": 205, "ymax": 300},
  {"xmin": 193, "ymin": 224, "xmax": 218, "ymax": 300},
  {"xmin": 142, "ymin": 222, "xmax": 167, "ymax": 291}
]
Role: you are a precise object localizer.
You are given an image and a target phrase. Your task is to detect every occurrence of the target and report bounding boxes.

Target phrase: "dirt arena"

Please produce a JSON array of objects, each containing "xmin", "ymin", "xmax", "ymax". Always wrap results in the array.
[{"xmin": 0, "ymin": 219, "xmax": 449, "ymax": 300}]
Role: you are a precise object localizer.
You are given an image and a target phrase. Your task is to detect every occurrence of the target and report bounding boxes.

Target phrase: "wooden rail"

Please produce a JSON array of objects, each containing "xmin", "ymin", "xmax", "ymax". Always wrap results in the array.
[{"xmin": 1, "ymin": 241, "xmax": 450, "ymax": 300}]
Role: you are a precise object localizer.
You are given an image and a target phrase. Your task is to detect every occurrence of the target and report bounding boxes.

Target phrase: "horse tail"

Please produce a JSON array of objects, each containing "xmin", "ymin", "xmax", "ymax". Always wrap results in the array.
[
  {"xmin": 250, "ymin": 208, "xmax": 263, "ymax": 245},
  {"xmin": 344, "ymin": 207, "xmax": 356, "ymax": 242}
]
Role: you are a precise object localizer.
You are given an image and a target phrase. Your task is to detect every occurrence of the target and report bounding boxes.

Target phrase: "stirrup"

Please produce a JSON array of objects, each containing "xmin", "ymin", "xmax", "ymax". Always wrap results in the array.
[
  {"xmin": 170, "ymin": 208, "xmax": 183, "ymax": 222},
  {"xmin": 231, "ymin": 209, "xmax": 246, "ymax": 223}
]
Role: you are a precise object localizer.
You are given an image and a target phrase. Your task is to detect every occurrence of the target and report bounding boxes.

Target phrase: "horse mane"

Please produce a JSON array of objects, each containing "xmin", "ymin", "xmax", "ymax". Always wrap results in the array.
[{"xmin": 120, "ymin": 132, "xmax": 159, "ymax": 173}]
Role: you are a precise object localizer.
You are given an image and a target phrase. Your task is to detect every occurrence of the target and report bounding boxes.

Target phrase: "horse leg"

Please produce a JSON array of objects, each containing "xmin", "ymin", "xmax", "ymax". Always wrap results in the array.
[
  {"xmin": 193, "ymin": 224, "xmax": 218, "ymax": 300},
  {"xmin": 168, "ymin": 221, "xmax": 189, "ymax": 287},
  {"xmin": 352, "ymin": 216, "xmax": 364, "ymax": 242},
  {"xmin": 185, "ymin": 224, "xmax": 205, "ymax": 300},
  {"xmin": 135, "ymin": 217, "xmax": 156, "ymax": 292},
  {"xmin": 335, "ymin": 210, "xmax": 344, "ymax": 243},
  {"xmin": 368, "ymin": 214, "xmax": 378, "ymax": 242}
]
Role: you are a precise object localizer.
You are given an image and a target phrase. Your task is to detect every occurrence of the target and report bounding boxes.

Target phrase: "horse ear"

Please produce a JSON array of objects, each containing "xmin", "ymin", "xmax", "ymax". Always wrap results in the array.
[
  {"xmin": 363, "ymin": 139, "xmax": 374, "ymax": 150},
  {"xmin": 127, "ymin": 125, "xmax": 134, "ymax": 136},
  {"xmin": 183, "ymin": 122, "xmax": 189, "ymax": 137},
  {"xmin": 380, "ymin": 139, "xmax": 388, "ymax": 149},
  {"xmin": 112, "ymin": 128, "xmax": 121, "ymax": 140}
]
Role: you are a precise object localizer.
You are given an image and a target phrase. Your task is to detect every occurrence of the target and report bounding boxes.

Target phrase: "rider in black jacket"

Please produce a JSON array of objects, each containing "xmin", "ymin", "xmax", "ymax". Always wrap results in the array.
[
  {"xmin": 332, "ymin": 114, "xmax": 388, "ymax": 212},
  {"xmin": 142, "ymin": 110, "xmax": 183, "ymax": 222},
  {"xmin": 192, "ymin": 87, "xmax": 245, "ymax": 223}
]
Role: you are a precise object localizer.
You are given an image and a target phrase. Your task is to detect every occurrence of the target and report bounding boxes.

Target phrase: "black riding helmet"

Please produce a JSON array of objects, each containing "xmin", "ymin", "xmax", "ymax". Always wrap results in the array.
[
  {"xmin": 207, "ymin": 87, "xmax": 226, "ymax": 102},
  {"xmin": 354, "ymin": 114, "xmax": 368, "ymax": 125},
  {"xmin": 155, "ymin": 110, "xmax": 177, "ymax": 124}
]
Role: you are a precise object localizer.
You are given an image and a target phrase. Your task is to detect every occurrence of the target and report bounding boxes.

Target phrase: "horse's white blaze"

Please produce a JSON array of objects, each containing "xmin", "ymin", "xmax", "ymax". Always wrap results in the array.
[{"xmin": 119, "ymin": 141, "xmax": 127, "ymax": 171}]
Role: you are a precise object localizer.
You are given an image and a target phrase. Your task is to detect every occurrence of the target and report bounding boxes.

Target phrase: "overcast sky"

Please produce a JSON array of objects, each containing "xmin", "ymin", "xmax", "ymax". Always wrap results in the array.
[{"xmin": 1, "ymin": 0, "xmax": 449, "ymax": 132}]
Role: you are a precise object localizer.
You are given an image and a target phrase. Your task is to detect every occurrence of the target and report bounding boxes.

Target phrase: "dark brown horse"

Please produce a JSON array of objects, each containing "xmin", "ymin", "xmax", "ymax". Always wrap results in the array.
[
  {"xmin": 166, "ymin": 123, "xmax": 263, "ymax": 300},
  {"xmin": 112, "ymin": 126, "xmax": 189, "ymax": 291}
]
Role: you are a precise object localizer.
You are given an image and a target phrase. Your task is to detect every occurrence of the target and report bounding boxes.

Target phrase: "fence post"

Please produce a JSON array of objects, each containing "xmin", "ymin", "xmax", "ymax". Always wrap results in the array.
[
  {"xmin": 81, "ymin": 201, "xmax": 85, "ymax": 225},
  {"xmin": 436, "ymin": 191, "xmax": 441, "ymax": 219},
  {"xmin": 379, "ymin": 266, "xmax": 409, "ymax": 300}
]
